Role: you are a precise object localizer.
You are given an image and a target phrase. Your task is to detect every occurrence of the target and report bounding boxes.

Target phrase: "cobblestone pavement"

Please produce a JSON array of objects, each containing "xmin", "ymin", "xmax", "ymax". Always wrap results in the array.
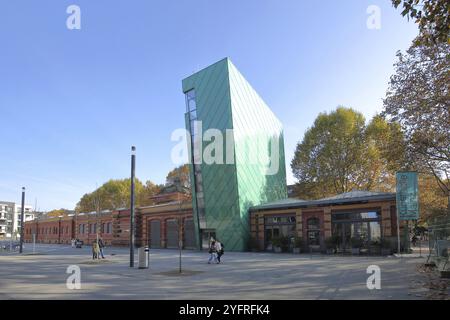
[{"xmin": 0, "ymin": 244, "xmax": 443, "ymax": 300}]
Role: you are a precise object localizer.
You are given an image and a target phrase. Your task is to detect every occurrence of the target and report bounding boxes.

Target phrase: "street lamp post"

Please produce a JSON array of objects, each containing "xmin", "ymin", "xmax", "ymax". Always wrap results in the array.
[
  {"xmin": 19, "ymin": 187, "xmax": 25, "ymax": 254},
  {"xmin": 129, "ymin": 146, "xmax": 136, "ymax": 267}
]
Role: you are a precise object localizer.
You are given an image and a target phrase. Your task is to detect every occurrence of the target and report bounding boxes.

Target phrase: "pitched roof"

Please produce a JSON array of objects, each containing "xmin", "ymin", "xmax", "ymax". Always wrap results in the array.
[{"xmin": 249, "ymin": 190, "xmax": 396, "ymax": 211}]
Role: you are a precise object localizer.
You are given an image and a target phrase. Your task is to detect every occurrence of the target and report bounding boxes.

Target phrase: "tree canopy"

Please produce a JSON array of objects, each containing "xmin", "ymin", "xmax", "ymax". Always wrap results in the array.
[
  {"xmin": 382, "ymin": 38, "xmax": 449, "ymax": 210},
  {"xmin": 75, "ymin": 178, "xmax": 162, "ymax": 213},
  {"xmin": 46, "ymin": 208, "xmax": 72, "ymax": 218},
  {"xmin": 74, "ymin": 164, "xmax": 192, "ymax": 213},
  {"xmin": 291, "ymin": 107, "xmax": 405, "ymax": 199},
  {"xmin": 166, "ymin": 164, "xmax": 190, "ymax": 188},
  {"xmin": 391, "ymin": 0, "xmax": 450, "ymax": 45}
]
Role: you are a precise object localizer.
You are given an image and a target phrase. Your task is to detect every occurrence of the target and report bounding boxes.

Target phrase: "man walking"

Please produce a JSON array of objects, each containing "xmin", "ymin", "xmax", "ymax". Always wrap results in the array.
[{"xmin": 98, "ymin": 237, "xmax": 105, "ymax": 259}]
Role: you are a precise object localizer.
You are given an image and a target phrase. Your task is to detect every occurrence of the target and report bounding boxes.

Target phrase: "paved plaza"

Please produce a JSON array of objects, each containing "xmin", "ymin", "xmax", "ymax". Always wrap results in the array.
[{"xmin": 0, "ymin": 244, "xmax": 438, "ymax": 300}]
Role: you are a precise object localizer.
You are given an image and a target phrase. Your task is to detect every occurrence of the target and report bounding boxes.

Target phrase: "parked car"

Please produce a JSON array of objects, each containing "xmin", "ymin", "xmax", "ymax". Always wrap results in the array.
[{"xmin": 75, "ymin": 239, "xmax": 83, "ymax": 248}]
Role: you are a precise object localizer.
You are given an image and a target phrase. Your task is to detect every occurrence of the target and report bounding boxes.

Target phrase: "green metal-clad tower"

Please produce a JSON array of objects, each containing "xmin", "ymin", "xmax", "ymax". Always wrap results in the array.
[{"xmin": 183, "ymin": 58, "xmax": 287, "ymax": 251}]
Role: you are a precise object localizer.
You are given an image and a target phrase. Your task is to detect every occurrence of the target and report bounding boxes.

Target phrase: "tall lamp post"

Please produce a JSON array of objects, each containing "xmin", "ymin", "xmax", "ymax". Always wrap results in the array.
[
  {"xmin": 129, "ymin": 146, "xmax": 136, "ymax": 267},
  {"xmin": 19, "ymin": 187, "xmax": 25, "ymax": 254}
]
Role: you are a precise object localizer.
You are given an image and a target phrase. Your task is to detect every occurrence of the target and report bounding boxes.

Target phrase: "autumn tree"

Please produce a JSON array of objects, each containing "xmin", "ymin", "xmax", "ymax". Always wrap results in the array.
[
  {"xmin": 166, "ymin": 164, "xmax": 191, "ymax": 189},
  {"xmin": 418, "ymin": 174, "xmax": 449, "ymax": 222},
  {"xmin": 291, "ymin": 107, "xmax": 405, "ymax": 199},
  {"xmin": 382, "ymin": 38, "xmax": 449, "ymax": 213},
  {"xmin": 391, "ymin": 0, "xmax": 450, "ymax": 45},
  {"xmin": 76, "ymin": 178, "xmax": 162, "ymax": 212},
  {"xmin": 137, "ymin": 180, "xmax": 162, "ymax": 207},
  {"xmin": 46, "ymin": 208, "xmax": 71, "ymax": 218}
]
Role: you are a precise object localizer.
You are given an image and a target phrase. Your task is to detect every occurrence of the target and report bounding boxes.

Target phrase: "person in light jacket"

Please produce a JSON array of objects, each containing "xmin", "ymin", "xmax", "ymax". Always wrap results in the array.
[
  {"xmin": 208, "ymin": 240, "xmax": 217, "ymax": 264},
  {"xmin": 215, "ymin": 240, "xmax": 224, "ymax": 264},
  {"xmin": 92, "ymin": 241, "xmax": 100, "ymax": 260}
]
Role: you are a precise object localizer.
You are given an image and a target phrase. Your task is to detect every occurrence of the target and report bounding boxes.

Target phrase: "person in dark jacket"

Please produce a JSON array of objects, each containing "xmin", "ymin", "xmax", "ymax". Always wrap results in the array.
[{"xmin": 98, "ymin": 237, "xmax": 105, "ymax": 259}]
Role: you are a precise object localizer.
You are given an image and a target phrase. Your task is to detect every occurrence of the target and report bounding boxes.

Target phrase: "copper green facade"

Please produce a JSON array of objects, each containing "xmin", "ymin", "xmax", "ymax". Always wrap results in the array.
[{"xmin": 183, "ymin": 58, "xmax": 287, "ymax": 251}]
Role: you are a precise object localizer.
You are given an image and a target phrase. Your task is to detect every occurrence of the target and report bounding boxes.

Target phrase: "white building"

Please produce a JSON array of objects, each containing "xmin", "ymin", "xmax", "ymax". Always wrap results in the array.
[{"xmin": 0, "ymin": 201, "xmax": 34, "ymax": 238}]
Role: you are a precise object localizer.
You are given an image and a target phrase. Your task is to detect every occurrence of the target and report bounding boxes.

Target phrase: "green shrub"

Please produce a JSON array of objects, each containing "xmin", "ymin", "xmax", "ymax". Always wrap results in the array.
[
  {"xmin": 293, "ymin": 236, "xmax": 303, "ymax": 248},
  {"xmin": 380, "ymin": 238, "xmax": 391, "ymax": 249},
  {"xmin": 280, "ymin": 236, "xmax": 290, "ymax": 251},
  {"xmin": 325, "ymin": 235, "xmax": 340, "ymax": 249},
  {"xmin": 271, "ymin": 237, "xmax": 282, "ymax": 248},
  {"xmin": 350, "ymin": 237, "xmax": 363, "ymax": 248}
]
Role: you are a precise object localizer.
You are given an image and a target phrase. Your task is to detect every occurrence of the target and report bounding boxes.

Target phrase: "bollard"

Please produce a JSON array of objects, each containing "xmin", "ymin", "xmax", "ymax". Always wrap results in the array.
[{"xmin": 138, "ymin": 246, "xmax": 149, "ymax": 269}]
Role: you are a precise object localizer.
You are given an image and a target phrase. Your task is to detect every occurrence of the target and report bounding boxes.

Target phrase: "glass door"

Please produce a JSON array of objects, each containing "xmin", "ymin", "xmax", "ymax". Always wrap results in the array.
[{"xmin": 201, "ymin": 229, "xmax": 216, "ymax": 250}]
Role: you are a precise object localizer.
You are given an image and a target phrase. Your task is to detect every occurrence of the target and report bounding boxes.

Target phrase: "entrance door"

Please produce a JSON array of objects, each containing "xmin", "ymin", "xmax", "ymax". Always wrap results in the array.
[
  {"xmin": 201, "ymin": 229, "xmax": 216, "ymax": 250},
  {"xmin": 184, "ymin": 218, "xmax": 196, "ymax": 249},
  {"xmin": 149, "ymin": 220, "xmax": 161, "ymax": 248},
  {"xmin": 166, "ymin": 219, "xmax": 179, "ymax": 249}
]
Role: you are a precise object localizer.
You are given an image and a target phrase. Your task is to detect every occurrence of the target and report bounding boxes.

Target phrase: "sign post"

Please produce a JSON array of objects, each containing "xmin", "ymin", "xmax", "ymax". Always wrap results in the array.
[{"xmin": 396, "ymin": 171, "xmax": 419, "ymax": 255}]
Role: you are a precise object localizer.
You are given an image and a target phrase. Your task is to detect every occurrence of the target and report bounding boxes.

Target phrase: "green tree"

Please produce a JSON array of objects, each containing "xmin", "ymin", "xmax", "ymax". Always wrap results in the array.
[
  {"xmin": 391, "ymin": 0, "xmax": 450, "ymax": 45},
  {"xmin": 46, "ymin": 208, "xmax": 70, "ymax": 218},
  {"xmin": 75, "ymin": 178, "xmax": 161, "ymax": 212},
  {"xmin": 166, "ymin": 164, "xmax": 191, "ymax": 188},
  {"xmin": 291, "ymin": 107, "xmax": 405, "ymax": 199},
  {"xmin": 382, "ymin": 38, "xmax": 449, "ymax": 212},
  {"xmin": 137, "ymin": 180, "xmax": 162, "ymax": 207}
]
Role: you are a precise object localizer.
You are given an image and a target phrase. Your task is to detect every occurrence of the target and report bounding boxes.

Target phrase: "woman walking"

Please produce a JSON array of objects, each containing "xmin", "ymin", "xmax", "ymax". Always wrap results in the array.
[
  {"xmin": 208, "ymin": 239, "xmax": 217, "ymax": 264},
  {"xmin": 215, "ymin": 240, "xmax": 224, "ymax": 264}
]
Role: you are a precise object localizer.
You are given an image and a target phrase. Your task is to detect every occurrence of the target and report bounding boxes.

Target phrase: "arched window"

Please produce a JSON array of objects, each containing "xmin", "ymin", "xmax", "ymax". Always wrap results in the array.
[{"xmin": 307, "ymin": 217, "xmax": 320, "ymax": 230}]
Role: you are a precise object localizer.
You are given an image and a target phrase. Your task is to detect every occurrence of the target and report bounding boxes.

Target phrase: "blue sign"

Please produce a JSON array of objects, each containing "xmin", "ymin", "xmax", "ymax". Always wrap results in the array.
[{"xmin": 396, "ymin": 172, "xmax": 419, "ymax": 220}]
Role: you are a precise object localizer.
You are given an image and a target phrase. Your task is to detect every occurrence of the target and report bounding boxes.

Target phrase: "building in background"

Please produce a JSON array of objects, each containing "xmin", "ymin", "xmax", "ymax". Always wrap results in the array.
[
  {"xmin": 250, "ymin": 191, "xmax": 402, "ymax": 253},
  {"xmin": 23, "ymin": 184, "xmax": 195, "ymax": 248},
  {"xmin": 0, "ymin": 201, "xmax": 34, "ymax": 238},
  {"xmin": 183, "ymin": 58, "xmax": 287, "ymax": 251},
  {"xmin": 0, "ymin": 201, "xmax": 15, "ymax": 238}
]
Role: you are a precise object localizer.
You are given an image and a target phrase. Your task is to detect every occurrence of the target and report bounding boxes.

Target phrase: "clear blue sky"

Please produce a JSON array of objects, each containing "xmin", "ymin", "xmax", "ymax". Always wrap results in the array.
[{"xmin": 0, "ymin": 0, "xmax": 419, "ymax": 211}]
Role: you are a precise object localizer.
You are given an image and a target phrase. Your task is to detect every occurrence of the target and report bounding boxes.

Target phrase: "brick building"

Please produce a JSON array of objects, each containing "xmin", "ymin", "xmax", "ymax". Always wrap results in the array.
[
  {"xmin": 249, "ymin": 191, "xmax": 404, "ymax": 253},
  {"xmin": 24, "ymin": 185, "xmax": 195, "ymax": 249}
]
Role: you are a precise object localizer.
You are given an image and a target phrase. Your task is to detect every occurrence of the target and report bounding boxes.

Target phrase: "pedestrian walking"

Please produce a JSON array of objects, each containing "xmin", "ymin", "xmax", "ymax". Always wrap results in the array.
[
  {"xmin": 208, "ymin": 239, "xmax": 217, "ymax": 264},
  {"xmin": 98, "ymin": 237, "xmax": 105, "ymax": 259},
  {"xmin": 215, "ymin": 240, "xmax": 224, "ymax": 264},
  {"xmin": 92, "ymin": 240, "xmax": 100, "ymax": 260}
]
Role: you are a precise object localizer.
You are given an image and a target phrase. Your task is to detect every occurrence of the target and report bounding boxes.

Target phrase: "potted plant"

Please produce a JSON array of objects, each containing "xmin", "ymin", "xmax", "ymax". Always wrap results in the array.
[
  {"xmin": 271, "ymin": 237, "xmax": 282, "ymax": 253},
  {"xmin": 280, "ymin": 236, "xmax": 290, "ymax": 253},
  {"xmin": 380, "ymin": 238, "xmax": 392, "ymax": 256},
  {"xmin": 350, "ymin": 237, "xmax": 363, "ymax": 255},
  {"xmin": 293, "ymin": 237, "xmax": 303, "ymax": 254},
  {"xmin": 368, "ymin": 240, "xmax": 381, "ymax": 255},
  {"xmin": 325, "ymin": 236, "xmax": 338, "ymax": 254}
]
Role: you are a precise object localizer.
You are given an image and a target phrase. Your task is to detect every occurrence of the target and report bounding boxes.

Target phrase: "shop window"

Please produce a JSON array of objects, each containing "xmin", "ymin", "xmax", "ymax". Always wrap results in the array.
[{"xmin": 307, "ymin": 217, "xmax": 321, "ymax": 246}]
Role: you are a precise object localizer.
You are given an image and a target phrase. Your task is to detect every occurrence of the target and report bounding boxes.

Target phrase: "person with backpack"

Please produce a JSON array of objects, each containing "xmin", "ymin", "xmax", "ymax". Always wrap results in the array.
[
  {"xmin": 215, "ymin": 240, "xmax": 224, "ymax": 264},
  {"xmin": 208, "ymin": 239, "xmax": 217, "ymax": 264}
]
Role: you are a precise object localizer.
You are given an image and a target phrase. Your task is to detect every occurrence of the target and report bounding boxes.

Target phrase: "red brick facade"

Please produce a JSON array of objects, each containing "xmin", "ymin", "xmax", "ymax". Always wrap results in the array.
[
  {"xmin": 24, "ymin": 191, "xmax": 195, "ymax": 248},
  {"xmin": 250, "ymin": 195, "xmax": 404, "ymax": 252}
]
